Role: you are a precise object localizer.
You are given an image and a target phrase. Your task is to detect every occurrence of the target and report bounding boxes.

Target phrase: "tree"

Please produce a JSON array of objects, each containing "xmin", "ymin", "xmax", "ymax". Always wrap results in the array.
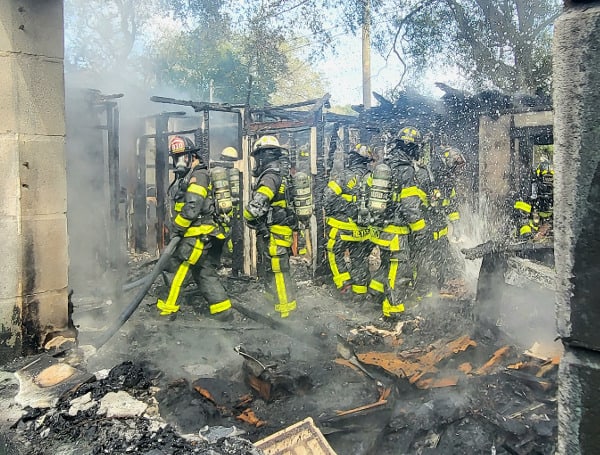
[
  {"xmin": 372, "ymin": 0, "xmax": 561, "ymax": 94},
  {"xmin": 65, "ymin": 0, "xmax": 331, "ymax": 104}
]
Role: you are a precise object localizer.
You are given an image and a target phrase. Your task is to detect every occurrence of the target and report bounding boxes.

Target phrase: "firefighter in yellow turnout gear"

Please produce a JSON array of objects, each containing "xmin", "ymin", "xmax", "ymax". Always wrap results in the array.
[
  {"xmin": 413, "ymin": 145, "xmax": 466, "ymax": 295},
  {"xmin": 323, "ymin": 144, "xmax": 374, "ymax": 300},
  {"xmin": 369, "ymin": 127, "xmax": 427, "ymax": 320},
  {"xmin": 156, "ymin": 136, "xmax": 232, "ymax": 319},
  {"xmin": 244, "ymin": 136, "xmax": 298, "ymax": 318},
  {"xmin": 514, "ymin": 160, "xmax": 554, "ymax": 239}
]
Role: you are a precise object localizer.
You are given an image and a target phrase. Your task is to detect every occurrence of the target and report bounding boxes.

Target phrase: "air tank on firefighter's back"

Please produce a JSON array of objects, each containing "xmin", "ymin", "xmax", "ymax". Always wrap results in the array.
[
  {"xmin": 292, "ymin": 171, "xmax": 313, "ymax": 222},
  {"xmin": 368, "ymin": 163, "xmax": 392, "ymax": 222},
  {"xmin": 211, "ymin": 166, "xmax": 233, "ymax": 214},
  {"xmin": 229, "ymin": 168, "xmax": 240, "ymax": 203}
]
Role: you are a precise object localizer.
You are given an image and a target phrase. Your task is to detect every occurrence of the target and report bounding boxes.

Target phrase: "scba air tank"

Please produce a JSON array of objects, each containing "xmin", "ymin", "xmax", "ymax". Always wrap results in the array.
[
  {"xmin": 292, "ymin": 171, "xmax": 313, "ymax": 221},
  {"xmin": 368, "ymin": 163, "xmax": 392, "ymax": 215},
  {"xmin": 211, "ymin": 166, "xmax": 233, "ymax": 214},
  {"xmin": 228, "ymin": 168, "xmax": 240, "ymax": 202}
]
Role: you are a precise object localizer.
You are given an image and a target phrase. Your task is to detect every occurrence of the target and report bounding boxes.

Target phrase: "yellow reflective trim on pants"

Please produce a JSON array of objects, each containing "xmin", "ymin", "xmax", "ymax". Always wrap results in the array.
[
  {"xmin": 341, "ymin": 193, "xmax": 356, "ymax": 202},
  {"xmin": 382, "ymin": 298, "xmax": 404, "ymax": 317},
  {"xmin": 409, "ymin": 219, "xmax": 426, "ymax": 232},
  {"xmin": 520, "ymin": 224, "xmax": 536, "ymax": 235},
  {"xmin": 271, "ymin": 256, "xmax": 281, "ymax": 273},
  {"xmin": 433, "ymin": 226, "xmax": 449, "ymax": 240},
  {"xmin": 209, "ymin": 299, "xmax": 232, "ymax": 314},
  {"xmin": 270, "ymin": 225, "xmax": 293, "ymax": 236},
  {"xmin": 388, "ymin": 258, "xmax": 398, "ymax": 289},
  {"xmin": 275, "ymin": 300, "xmax": 297, "ymax": 318},
  {"xmin": 272, "ymin": 271, "xmax": 297, "ymax": 317},
  {"xmin": 448, "ymin": 211, "xmax": 460, "ymax": 221},
  {"xmin": 184, "ymin": 225, "xmax": 216, "ymax": 237},
  {"xmin": 352, "ymin": 284, "xmax": 368, "ymax": 294},
  {"xmin": 227, "ymin": 239, "xmax": 233, "ymax": 252},
  {"xmin": 156, "ymin": 298, "xmax": 180, "ymax": 315},
  {"xmin": 539, "ymin": 211, "xmax": 552, "ymax": 218},
  {"xmin": 514, "ymin": 200, "xmax": 532, "ymax": 213},
  {"xmin": 257, "ymin": 185, "xmax": 275, "ymax": 200},
  {"xmin": 187, "ymin": 183, "xmax": 208, "ymax": 198},
  {"xmin": 174, "ymin": 202, "xmax": 184, "ymax": 212},
  {"xmin": 272, "ymin": 236, "xmax": 293, "ymax": 248},
  {"xmin": 328, "ymin": 247, "xmax": 350, "ymax": 287},
  {"xmin": 369, "ymin": 279, "xmax": 384, "ymax": 293},
  {"xmin": 189, "ymin": 238, "xmax": 205, "ymax": 264},
  {"xmin": 442, "ymin": 198, "xmax": 450, "ymax": 207},
  {"xmin": 174, "ymin": 214, "xmax": 192, "ymax": 228},
  {"xmin": 328, "ymin": 180, "xmax": 343, "ymax": 195},
  {"xmin": 268, "ymin": 238, "xmax": 278, "ymax": 256},
  {"xmin": 157, "ymin": 259, "xmax": 194, "ymax": 315},
  {"xmin": 272, "ymin": 200, "xmax": 287, "ymax": 208}
]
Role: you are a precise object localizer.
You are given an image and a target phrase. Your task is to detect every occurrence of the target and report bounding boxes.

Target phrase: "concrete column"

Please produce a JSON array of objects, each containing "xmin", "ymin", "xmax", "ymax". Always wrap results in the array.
[
  {"xmin": 553, "ymin": 2, "xmax": 600, "ymax": 453},
  {"xmin": 0, "ymin": 1, "xmax": 69, "ymax": 361}
]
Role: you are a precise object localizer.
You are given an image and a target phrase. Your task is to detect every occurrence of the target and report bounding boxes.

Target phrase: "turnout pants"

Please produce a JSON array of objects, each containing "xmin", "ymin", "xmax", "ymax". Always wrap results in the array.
[
  {"xmin": 257, "ymin": 225, "xmax": 297, "ymax": 318},
  {"xmin": 157, "ymin": 235, "xmax": 231, "ymax": 316},
  {"xmin": 325, "ymin": 218, "xmax": 371, "ymax": 296},
  {"xmin": 369, "ymin": 225, "xmax": 414, "ymax": 317}
]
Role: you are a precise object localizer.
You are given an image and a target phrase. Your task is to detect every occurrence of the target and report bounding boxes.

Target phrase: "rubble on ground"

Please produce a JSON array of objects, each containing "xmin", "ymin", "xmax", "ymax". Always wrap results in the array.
[{"xmin": 0, "ymin": 256, "xmax": 559, "ymax": 454}]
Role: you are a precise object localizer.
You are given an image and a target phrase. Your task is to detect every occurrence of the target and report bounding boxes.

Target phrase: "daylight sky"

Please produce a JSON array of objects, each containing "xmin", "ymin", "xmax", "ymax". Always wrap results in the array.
[{"xmin": 317, "ymin": 32, "xmax": 465, "ymax": 106}]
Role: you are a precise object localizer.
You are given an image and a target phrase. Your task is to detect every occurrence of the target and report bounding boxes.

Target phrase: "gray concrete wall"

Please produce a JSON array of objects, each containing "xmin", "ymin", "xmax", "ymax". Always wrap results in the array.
[
  {"xmin": 553, "ymin": 2, "xmax": 600, "ymax": 453},
  {"xmin": 0, "ymin": 1, "xmax": 69, "ymax": 360}
]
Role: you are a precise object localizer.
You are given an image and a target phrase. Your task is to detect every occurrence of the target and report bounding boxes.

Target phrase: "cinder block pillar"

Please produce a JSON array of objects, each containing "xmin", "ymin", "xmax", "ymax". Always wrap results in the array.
[
  {"xmin": 0, "ymin": 1, "xmax": 69, "ymax": 361},
  {"xmin": 553, "ymin": 2, "xmax": 600, "ymax": 453}
]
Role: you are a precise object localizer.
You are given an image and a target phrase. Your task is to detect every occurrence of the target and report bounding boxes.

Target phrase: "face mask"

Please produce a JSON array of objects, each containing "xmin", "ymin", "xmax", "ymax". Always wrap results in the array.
[
  {"xmin": 174, "ymin": 154, "xmax": 190, "ymax": 177},
  {"xmin": 251, "ymin": 157, "xmax": 261, "ymax": 177}
]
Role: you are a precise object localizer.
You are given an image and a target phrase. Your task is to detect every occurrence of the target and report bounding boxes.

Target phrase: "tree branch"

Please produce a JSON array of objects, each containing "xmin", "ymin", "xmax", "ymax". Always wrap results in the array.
[{"xmin": 388, "ymin": 0, "xmax": 439, "ymax": 86}]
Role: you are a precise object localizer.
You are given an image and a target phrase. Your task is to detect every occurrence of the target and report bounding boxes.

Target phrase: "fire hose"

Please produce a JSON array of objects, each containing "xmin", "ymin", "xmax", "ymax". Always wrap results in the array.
[{"xmin": 95, "ymin": 236, "xmax": 181, "ymax": 349}]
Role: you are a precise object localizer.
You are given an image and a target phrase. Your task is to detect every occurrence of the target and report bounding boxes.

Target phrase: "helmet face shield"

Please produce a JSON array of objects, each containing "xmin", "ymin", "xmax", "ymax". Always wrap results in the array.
[{"xmin": 251, "ymin": 148, "xmax": 282, "ymax": 177}]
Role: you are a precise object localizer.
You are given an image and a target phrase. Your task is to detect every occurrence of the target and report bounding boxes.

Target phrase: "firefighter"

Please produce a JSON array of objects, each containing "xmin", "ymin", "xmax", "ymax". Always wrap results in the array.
[
  {"xmin": 211, "ymin": 146, "xmax": 240, "ymax": 258},
  {"xmin": 415, "ymin": 145, "xmax": 467, "ymax": 295},
  {"xmin": 369, "ymin": 126, "xmax": 427, "ymax": 320},
  {"xmin": 514, "ymin": 159, "xmax": 554, "ymax": 239},
  {"xmin": 323, "ymin": 143, "xmax": 374, "ymax": 301},
  {"xmin": 243, "ymin": 135, "xmax": 298, "ymax": 318},
  {"xmin": 156, "ymin": 136, "xmax": 233, "ymax": 320}
]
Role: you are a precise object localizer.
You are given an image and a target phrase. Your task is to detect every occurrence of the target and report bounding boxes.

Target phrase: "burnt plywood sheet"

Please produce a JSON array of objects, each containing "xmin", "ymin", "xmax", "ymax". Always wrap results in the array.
[{"xmin": 255, "ymin": 417, "xmax": 337, "ymax": 455}]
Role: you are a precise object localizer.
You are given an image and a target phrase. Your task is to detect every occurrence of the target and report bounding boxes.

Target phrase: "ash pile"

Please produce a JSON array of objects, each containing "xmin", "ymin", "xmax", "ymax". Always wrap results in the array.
[
  {"xmin": 3, "ymin": 359, "xmax": 262, "ymax": 455},
  {"xmin": 0, "ymin": 256, "xmax": 561, "ymax": 455}
]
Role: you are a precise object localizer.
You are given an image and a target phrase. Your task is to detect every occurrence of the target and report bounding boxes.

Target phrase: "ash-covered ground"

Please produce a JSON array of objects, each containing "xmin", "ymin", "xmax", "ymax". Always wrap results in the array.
[{"xmin": 0, "ymin": 252, "xmax": 559, "ymax": 455}]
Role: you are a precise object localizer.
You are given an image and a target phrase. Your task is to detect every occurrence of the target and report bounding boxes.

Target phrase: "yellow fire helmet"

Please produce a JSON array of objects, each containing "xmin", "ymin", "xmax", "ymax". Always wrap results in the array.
[
  {"xmin": 252, "ymin": 135, "xmax": 287, "ymax": 155},
  {"xmin": 220, "ymin": 146, "xmax": 239, "ymax": 161},
  {"xmin": 398, "ymin": 126, "xmax": 422, "ymax": 144}
]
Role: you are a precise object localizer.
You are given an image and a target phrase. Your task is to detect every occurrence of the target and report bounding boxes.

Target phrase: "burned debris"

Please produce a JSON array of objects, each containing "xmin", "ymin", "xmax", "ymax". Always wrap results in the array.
[{"xmin": 1, "ymin": 79, "xmax": 560, "ymax": 455}]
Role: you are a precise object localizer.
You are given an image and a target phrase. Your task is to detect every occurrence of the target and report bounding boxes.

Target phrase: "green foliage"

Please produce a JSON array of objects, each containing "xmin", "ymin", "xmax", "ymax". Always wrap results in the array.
[
  {"xmin": 372, "ymin": 0, "xmax": 561, "ymax": 94},
  {"xmin": 65, "ymin": 0, "xmax": 330, "ymax": 105}
]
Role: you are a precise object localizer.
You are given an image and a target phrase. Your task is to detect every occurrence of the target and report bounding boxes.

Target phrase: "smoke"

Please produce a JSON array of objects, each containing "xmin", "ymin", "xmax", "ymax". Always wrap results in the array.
[{"xmin": 453, "ymin": 193, "xmax": 559, "ymax": 354}]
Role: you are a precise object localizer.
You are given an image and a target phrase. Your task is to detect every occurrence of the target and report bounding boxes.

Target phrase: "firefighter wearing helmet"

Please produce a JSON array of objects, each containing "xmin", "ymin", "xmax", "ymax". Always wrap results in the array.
[
  {"xmin": 156, "ymin": 135, "xmax": 233, "ymax": 321},
  {"xmin": 513, "ymin": 158, "xmax": 554, "ymax": 239},
  {"xmin": 413, "ymin": 144, "xmax": 467, "ymax": 297},
  {"xmin": 322, "ymin": 142, "xmax": 375, "ymax": 302},
  {"xmin": 368, "ymin": 126, "xmax": 427, "ymax": 321},
  {"xmin": 243, "ymin": 135, "xmax": 298, "ymax": 318}
]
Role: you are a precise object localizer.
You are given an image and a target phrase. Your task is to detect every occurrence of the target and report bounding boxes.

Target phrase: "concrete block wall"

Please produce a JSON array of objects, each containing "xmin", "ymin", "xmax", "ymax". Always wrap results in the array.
[
  {"xmin": 0, "ymin": 0, "xmax": 69, "ymax": 360},
  {"xmin": 554, "ymin": 2, "xmax": 600, "ymax": 453}
]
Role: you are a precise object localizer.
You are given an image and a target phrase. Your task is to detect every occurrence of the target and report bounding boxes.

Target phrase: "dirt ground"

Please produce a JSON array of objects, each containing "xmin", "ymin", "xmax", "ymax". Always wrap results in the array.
[{"xmin": 0, "ymin": 251, "xmax": 558, "ymax": 455}]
